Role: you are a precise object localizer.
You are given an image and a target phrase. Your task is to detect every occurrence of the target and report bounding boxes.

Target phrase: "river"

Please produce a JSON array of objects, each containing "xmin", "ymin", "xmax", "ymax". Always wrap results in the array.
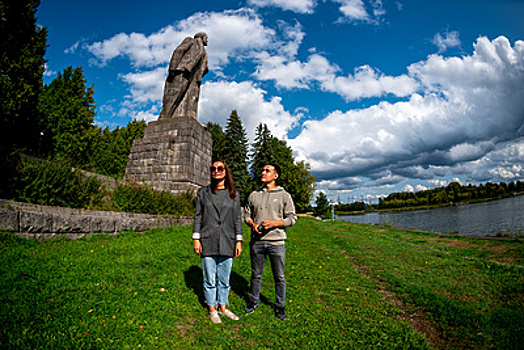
[{"xmin": 337, "ymin": 195, "xmax": 524, "ymax": 236}]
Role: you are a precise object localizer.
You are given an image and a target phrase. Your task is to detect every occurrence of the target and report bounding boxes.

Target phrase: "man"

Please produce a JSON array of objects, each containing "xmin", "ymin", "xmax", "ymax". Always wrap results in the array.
[
  {"xmin": 244, "ymin": 164, "xmax": 297, "ymax": 320},
  {"xmin": 159, "ymin": 32, "xmax": 208, "ymax": 119}
]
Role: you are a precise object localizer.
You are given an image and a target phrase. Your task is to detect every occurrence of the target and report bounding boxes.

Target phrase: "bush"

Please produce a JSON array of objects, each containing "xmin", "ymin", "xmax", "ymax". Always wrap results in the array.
[
  {"xmin": 11, "ymin": 156, "xmax": 195, "ymax": 216},
  {"xmin": 110, "ymin": 181, "xmax": 195, "ymax": 216},
  {"xmin": 14, "ymin": 156, "xmax": 105, "ymax": 209}
]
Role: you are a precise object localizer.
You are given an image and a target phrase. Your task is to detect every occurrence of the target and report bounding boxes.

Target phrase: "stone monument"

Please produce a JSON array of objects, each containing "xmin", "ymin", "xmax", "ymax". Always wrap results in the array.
[{"xmin": 125, "ymin": 32, "xmax": 212, "ymax": 194}]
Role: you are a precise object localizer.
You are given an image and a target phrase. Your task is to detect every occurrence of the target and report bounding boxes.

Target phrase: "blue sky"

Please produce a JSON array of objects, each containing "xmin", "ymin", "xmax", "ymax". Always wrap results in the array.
[{"xmin": 38, "ymin": 0, "xmax": 524, "ymax": 203}]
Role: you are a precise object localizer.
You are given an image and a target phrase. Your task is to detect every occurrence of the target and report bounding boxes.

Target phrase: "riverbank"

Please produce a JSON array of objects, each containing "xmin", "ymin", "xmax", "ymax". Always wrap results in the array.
[
  {"xmin": 337, "ymin": 193, "xmax": 524, "ymax": 216},
  {"xmin": 1, "ymin": 218, "xmax": 522, "ymax": 349}
]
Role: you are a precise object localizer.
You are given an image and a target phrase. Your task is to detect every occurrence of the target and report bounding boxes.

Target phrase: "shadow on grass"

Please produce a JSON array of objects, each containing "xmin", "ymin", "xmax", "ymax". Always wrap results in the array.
[{"xmin": 184, "ymin": 265, "xmax": 271, "ymax": 309}]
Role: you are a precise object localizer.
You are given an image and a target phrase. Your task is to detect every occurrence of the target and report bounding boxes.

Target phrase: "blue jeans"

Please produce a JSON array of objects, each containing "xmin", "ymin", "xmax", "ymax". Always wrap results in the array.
[
  {"xmin": 201, "ymin": 256, "xmax": 233, "ymax": 307},
  {"xmin": 249, "ymin": 243, "xmax": 286, "ymax": 308}
]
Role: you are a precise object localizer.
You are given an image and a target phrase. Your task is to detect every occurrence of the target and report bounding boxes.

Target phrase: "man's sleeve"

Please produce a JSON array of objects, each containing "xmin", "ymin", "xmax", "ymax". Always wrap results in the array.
[
  {"xmin": 282, "ymin": 192, "xmax": 297, "ymax": 227},
  {"xmin": 244, "ymin": 193, "xmax": 254, "ymax": 224}
]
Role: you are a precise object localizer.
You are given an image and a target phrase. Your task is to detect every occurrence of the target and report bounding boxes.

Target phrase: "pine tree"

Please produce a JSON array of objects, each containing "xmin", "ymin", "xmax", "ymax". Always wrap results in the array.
[
  {"xmin": 250, "ymin": 123, "xmax": 315, "ymax": 211},
  {"xmin": 250, "ymin": 123, "xmax": 274, "ymax": 182},
  {"xmin": 224, "ymin": 110, "xmax": 250, "ymax": 202},
  {"xmin": 206, "ymin": 122, "xmax": 227, "ymax": 162}
]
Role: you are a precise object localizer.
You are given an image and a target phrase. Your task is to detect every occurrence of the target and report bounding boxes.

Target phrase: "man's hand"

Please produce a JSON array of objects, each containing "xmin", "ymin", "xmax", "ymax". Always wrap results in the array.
[{"xmin": 259, "ymin": 220, "xmax": 285, "ymax": 231}]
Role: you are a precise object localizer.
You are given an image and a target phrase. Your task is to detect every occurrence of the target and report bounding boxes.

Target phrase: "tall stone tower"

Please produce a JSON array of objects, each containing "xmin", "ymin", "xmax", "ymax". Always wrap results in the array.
[{"xmin": 125, "ymin": 32, "xmax": 212, "ymax": 194}]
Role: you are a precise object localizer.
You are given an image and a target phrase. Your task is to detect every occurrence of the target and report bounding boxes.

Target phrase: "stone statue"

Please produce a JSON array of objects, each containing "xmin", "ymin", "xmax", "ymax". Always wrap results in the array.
[{"xmin": 159, "ymin": 32, "xmax": 209, "ymax": 119}]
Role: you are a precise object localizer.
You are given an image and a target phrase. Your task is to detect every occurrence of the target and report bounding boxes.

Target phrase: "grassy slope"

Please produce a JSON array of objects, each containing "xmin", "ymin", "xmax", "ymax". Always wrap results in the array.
[{"xmin": 1, "ymin": 218, "xmax": 522, "ymax": 349}]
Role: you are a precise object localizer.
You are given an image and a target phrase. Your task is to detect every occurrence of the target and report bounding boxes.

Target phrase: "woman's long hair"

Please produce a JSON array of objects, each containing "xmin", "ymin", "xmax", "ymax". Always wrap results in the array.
[{"xmin": 210, "ymin": 161, "xmax": 237, "ymax": 199}]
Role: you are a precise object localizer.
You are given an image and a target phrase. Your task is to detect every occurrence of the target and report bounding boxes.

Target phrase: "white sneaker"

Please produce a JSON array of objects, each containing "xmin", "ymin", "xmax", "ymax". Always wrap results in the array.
[
  {"xmin": 209, "ymin": 310, "xmax": 221, "ymax": 324},
  {"xmin": 218, "ymin": 309, "xmax": 239, "ymax": 320}
]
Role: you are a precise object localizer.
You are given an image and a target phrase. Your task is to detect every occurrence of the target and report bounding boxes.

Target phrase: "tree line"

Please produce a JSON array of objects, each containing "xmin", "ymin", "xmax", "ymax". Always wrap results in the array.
[
  {"xmin": 377, "ymin": 181, "xmax": 524, "ymax": 210},
  {"xmin": 333, "ymin": 180, "xmax": 524, "ymax": 213}
]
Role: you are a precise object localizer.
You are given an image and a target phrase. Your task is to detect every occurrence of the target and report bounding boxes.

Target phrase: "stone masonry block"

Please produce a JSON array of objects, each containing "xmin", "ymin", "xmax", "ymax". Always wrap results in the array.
[{"xmin": 0, "ymin": 209, "xmax": 19, "ymax": 231}]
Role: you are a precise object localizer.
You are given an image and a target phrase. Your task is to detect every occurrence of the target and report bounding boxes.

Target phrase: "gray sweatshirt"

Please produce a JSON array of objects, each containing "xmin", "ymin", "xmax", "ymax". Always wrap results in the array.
[{"xmin": 244, "ymin": 186, "xmax": 297, "ymax": 243}]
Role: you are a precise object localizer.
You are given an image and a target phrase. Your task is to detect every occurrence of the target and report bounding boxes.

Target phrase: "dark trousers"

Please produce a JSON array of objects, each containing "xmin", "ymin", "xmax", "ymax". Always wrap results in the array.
[{"xmin": 249, "ymin": 243, "xmax": 286, "ymax": 308}]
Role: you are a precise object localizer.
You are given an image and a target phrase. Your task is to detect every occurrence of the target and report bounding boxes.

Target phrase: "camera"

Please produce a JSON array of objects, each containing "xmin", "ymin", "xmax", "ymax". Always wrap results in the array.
[{"xmin": 257, "ymin": 224, "xmax": 264, "ymax": 232}]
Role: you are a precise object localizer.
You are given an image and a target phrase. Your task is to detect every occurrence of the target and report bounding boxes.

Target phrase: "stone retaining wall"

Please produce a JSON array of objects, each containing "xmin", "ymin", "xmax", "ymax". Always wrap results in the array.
[{"xmin": 0, "ymin": 199, "xmax": 193, "ymax": 240}]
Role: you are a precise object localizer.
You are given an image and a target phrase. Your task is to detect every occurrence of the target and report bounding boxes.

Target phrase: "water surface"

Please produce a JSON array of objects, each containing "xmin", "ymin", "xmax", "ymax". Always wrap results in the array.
[{"xmin": 337, "ymin": 195, "xmax": 524, "ymax": 236}]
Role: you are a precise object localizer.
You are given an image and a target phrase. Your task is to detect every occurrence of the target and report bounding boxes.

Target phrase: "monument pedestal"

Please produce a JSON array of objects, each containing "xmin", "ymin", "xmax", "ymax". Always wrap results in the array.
[{"xmin": 125, "ymin": 116, "xmax": 212, "ymax": 194}]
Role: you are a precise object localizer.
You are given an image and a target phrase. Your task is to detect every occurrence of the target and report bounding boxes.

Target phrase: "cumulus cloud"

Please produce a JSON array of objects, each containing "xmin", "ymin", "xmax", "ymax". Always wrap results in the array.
[
  {"xmin": 120, "ymin": 67, "xmax": 166, "ymax": 104},
  {"xmin": 199, "ymin": 80, "xmax": 302, "ymax": 140},
  {"xmin": 84, "ymin": 9, "xmax": 275, "ymax": 70},
  {"xmin": 290, "ymin": 36, "xmax": 524, "ymax": 190},
  {"xmin": 255, "ymin": 53, "xmax": 418, "ymax": 100},
  {"xmin": 322, "ymin": 65, "xmax": 419, "ymax": 101}
]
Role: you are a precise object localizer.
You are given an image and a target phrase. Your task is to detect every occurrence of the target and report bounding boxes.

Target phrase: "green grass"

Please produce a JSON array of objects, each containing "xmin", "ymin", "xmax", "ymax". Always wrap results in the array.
[{"xmin": 1, "ymin": 218, "xmax": 522, "ymax": 349}]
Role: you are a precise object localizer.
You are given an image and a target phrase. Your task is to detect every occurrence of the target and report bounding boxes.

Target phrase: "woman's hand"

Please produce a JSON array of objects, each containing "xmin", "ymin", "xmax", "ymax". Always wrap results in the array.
[
  {"xmin": 193, "ymin": 239, "xmax": 202, "ymax": 256},
  {"xmin": 235, "ymin": 241, "xmax": 242, "ymax": 257}
]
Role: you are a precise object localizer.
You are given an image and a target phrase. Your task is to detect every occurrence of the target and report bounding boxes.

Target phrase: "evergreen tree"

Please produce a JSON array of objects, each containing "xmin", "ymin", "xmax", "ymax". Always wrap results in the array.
[
  {"xmin": 206, "ymin": 122, "xmax": 227, "ymax": 162},
  {"xmin": 0, "ymin": 0, "xmax": 47, "ymax": 154},
  {"xmin": 87, "ymin": 119, "xmax": 146, "ymax": 178},
  {"xmin": 250, "ymin": 123, "xmax": 274, "ymax": 182},
  {"xmin": 0, "ymin": 0, "xmax": 47, "ymax": 196},
  {"xmin": 38, "ymin": 66, "xmax": 96, "ymax": 167},
  {"xmin": 250, "ymin": 123, "xmax": 315, "ymax": 212},
  {"xmin": 314, "ymin": 192, "xmax": 330, "ymax": 218},
  {"xmin": 224, "ymin": 111, "xmax": 250, "ymax": 202}
]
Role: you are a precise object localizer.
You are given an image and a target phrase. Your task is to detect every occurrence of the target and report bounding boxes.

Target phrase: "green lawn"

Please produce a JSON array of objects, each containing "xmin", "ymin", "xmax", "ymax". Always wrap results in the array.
[{"xmin": 1, "ymin": 218, "xmax": 522, "ymax": 349}]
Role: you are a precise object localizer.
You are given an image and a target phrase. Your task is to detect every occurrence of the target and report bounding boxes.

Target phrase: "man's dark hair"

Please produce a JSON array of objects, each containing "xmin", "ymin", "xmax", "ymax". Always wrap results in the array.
[{"xmin": 268, "ymin": 163, "xmax": 282, "ymax": 178}]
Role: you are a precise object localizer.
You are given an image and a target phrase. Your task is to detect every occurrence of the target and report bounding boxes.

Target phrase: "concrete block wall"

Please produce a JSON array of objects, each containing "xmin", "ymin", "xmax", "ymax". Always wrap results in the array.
[{"xmin": 0, "ymin": 199, "xmax": 193, "ymax": 240}]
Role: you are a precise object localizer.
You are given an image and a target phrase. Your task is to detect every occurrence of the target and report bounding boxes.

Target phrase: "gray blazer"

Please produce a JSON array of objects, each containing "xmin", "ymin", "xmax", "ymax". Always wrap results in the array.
[{"xmin": 193, "ymin": 185, "xmax": 242, "ymax": 257}]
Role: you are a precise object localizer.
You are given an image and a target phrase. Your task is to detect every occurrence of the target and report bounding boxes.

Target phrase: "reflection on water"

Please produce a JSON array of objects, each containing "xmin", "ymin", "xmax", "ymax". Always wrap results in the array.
[{"xmin": 337, "ymin": 195, "xmax": 524, "ymax": 236}]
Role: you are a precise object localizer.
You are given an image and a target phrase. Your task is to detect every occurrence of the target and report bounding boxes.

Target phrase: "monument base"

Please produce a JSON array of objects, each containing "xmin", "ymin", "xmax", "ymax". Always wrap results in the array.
[{"xmin": 125, "ymin": 116, "xmax": 212, "ymax": 194}]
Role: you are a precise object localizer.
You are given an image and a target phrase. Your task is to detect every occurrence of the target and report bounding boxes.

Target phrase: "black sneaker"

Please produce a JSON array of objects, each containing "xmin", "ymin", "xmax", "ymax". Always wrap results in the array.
[
  {"xmin": 244, "ymin": 301, "xmax": 259, "ymax": 314},
  {"xmin": 275, "ymin": 306, "xmax": 286, "ymax": 321}
]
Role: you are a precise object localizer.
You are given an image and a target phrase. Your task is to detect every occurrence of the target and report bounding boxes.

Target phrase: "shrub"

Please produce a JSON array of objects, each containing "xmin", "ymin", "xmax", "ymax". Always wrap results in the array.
[
  {"xmin": 14, "ymin": 156, "xmax": 105, "ymax": 209},
  {"xmin": 110, "ymin": 181, "xmax": 195, "ymax": 216}
]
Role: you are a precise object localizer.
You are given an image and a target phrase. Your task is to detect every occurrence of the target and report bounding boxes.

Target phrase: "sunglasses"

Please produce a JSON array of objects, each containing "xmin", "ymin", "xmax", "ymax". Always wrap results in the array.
[{"xmin": 210, "ymin": 166, "xmax": 225, "ymax": 173}]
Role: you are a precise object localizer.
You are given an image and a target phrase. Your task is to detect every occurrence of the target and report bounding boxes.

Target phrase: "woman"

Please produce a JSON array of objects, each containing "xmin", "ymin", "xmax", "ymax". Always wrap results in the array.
[{"xmin": 192, "ymin": 160, "xmax": 243, "ymax": 324}]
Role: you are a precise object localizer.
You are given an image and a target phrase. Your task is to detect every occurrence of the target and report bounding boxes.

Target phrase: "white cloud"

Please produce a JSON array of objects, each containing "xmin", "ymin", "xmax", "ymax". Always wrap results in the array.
[
  {"xmin": 322, "ymin": 65, "xmax": 419, "ymax": 101},
  {"xmin": 290, "ymin": 36, "xmax": 524, "ymax": 187},
  {"xmin": 84, "ymin": 9, "xmax": 275, "ymax": 70},
  {"xmin": 428, "ymin": 179, "xmax": 448, "ymax": 188},
  {"xmin": 331, "ymin": 0, "xmax": 386, "ymax": 24},
  {"xmin": 120, "ymin": 67, "xmax": 166, "ymax": 104},
  {"xmin": 431, "ymin": 30, "xmax": 461, "ymax": 53},
  {"xmin": 248, "ymin": 0, "xmax": 316, "ymax": 14},
  {"xmin": 255, "ymin": 55, "xmax": 418, "ymax": 100},
  {"xmin": 402, "ymin": 184, "xmax": 415, "ymax": 192},
  {"xmin": 254, "ymin": 53, "xmax": 339, "ymax": 89},
  {"xmin": 199, "ymin": 80, "xmax": 303, "ymax": 141},
  {"xmin": 43, "ymin": 63, "xmax": 56, "ymax": 77}
]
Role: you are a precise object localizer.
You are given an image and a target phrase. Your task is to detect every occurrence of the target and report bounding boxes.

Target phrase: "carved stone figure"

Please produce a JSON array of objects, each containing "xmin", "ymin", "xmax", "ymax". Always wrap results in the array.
[{"xmin": 159, "ymin": 32, "xmax": 209, "ymax": 119}]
